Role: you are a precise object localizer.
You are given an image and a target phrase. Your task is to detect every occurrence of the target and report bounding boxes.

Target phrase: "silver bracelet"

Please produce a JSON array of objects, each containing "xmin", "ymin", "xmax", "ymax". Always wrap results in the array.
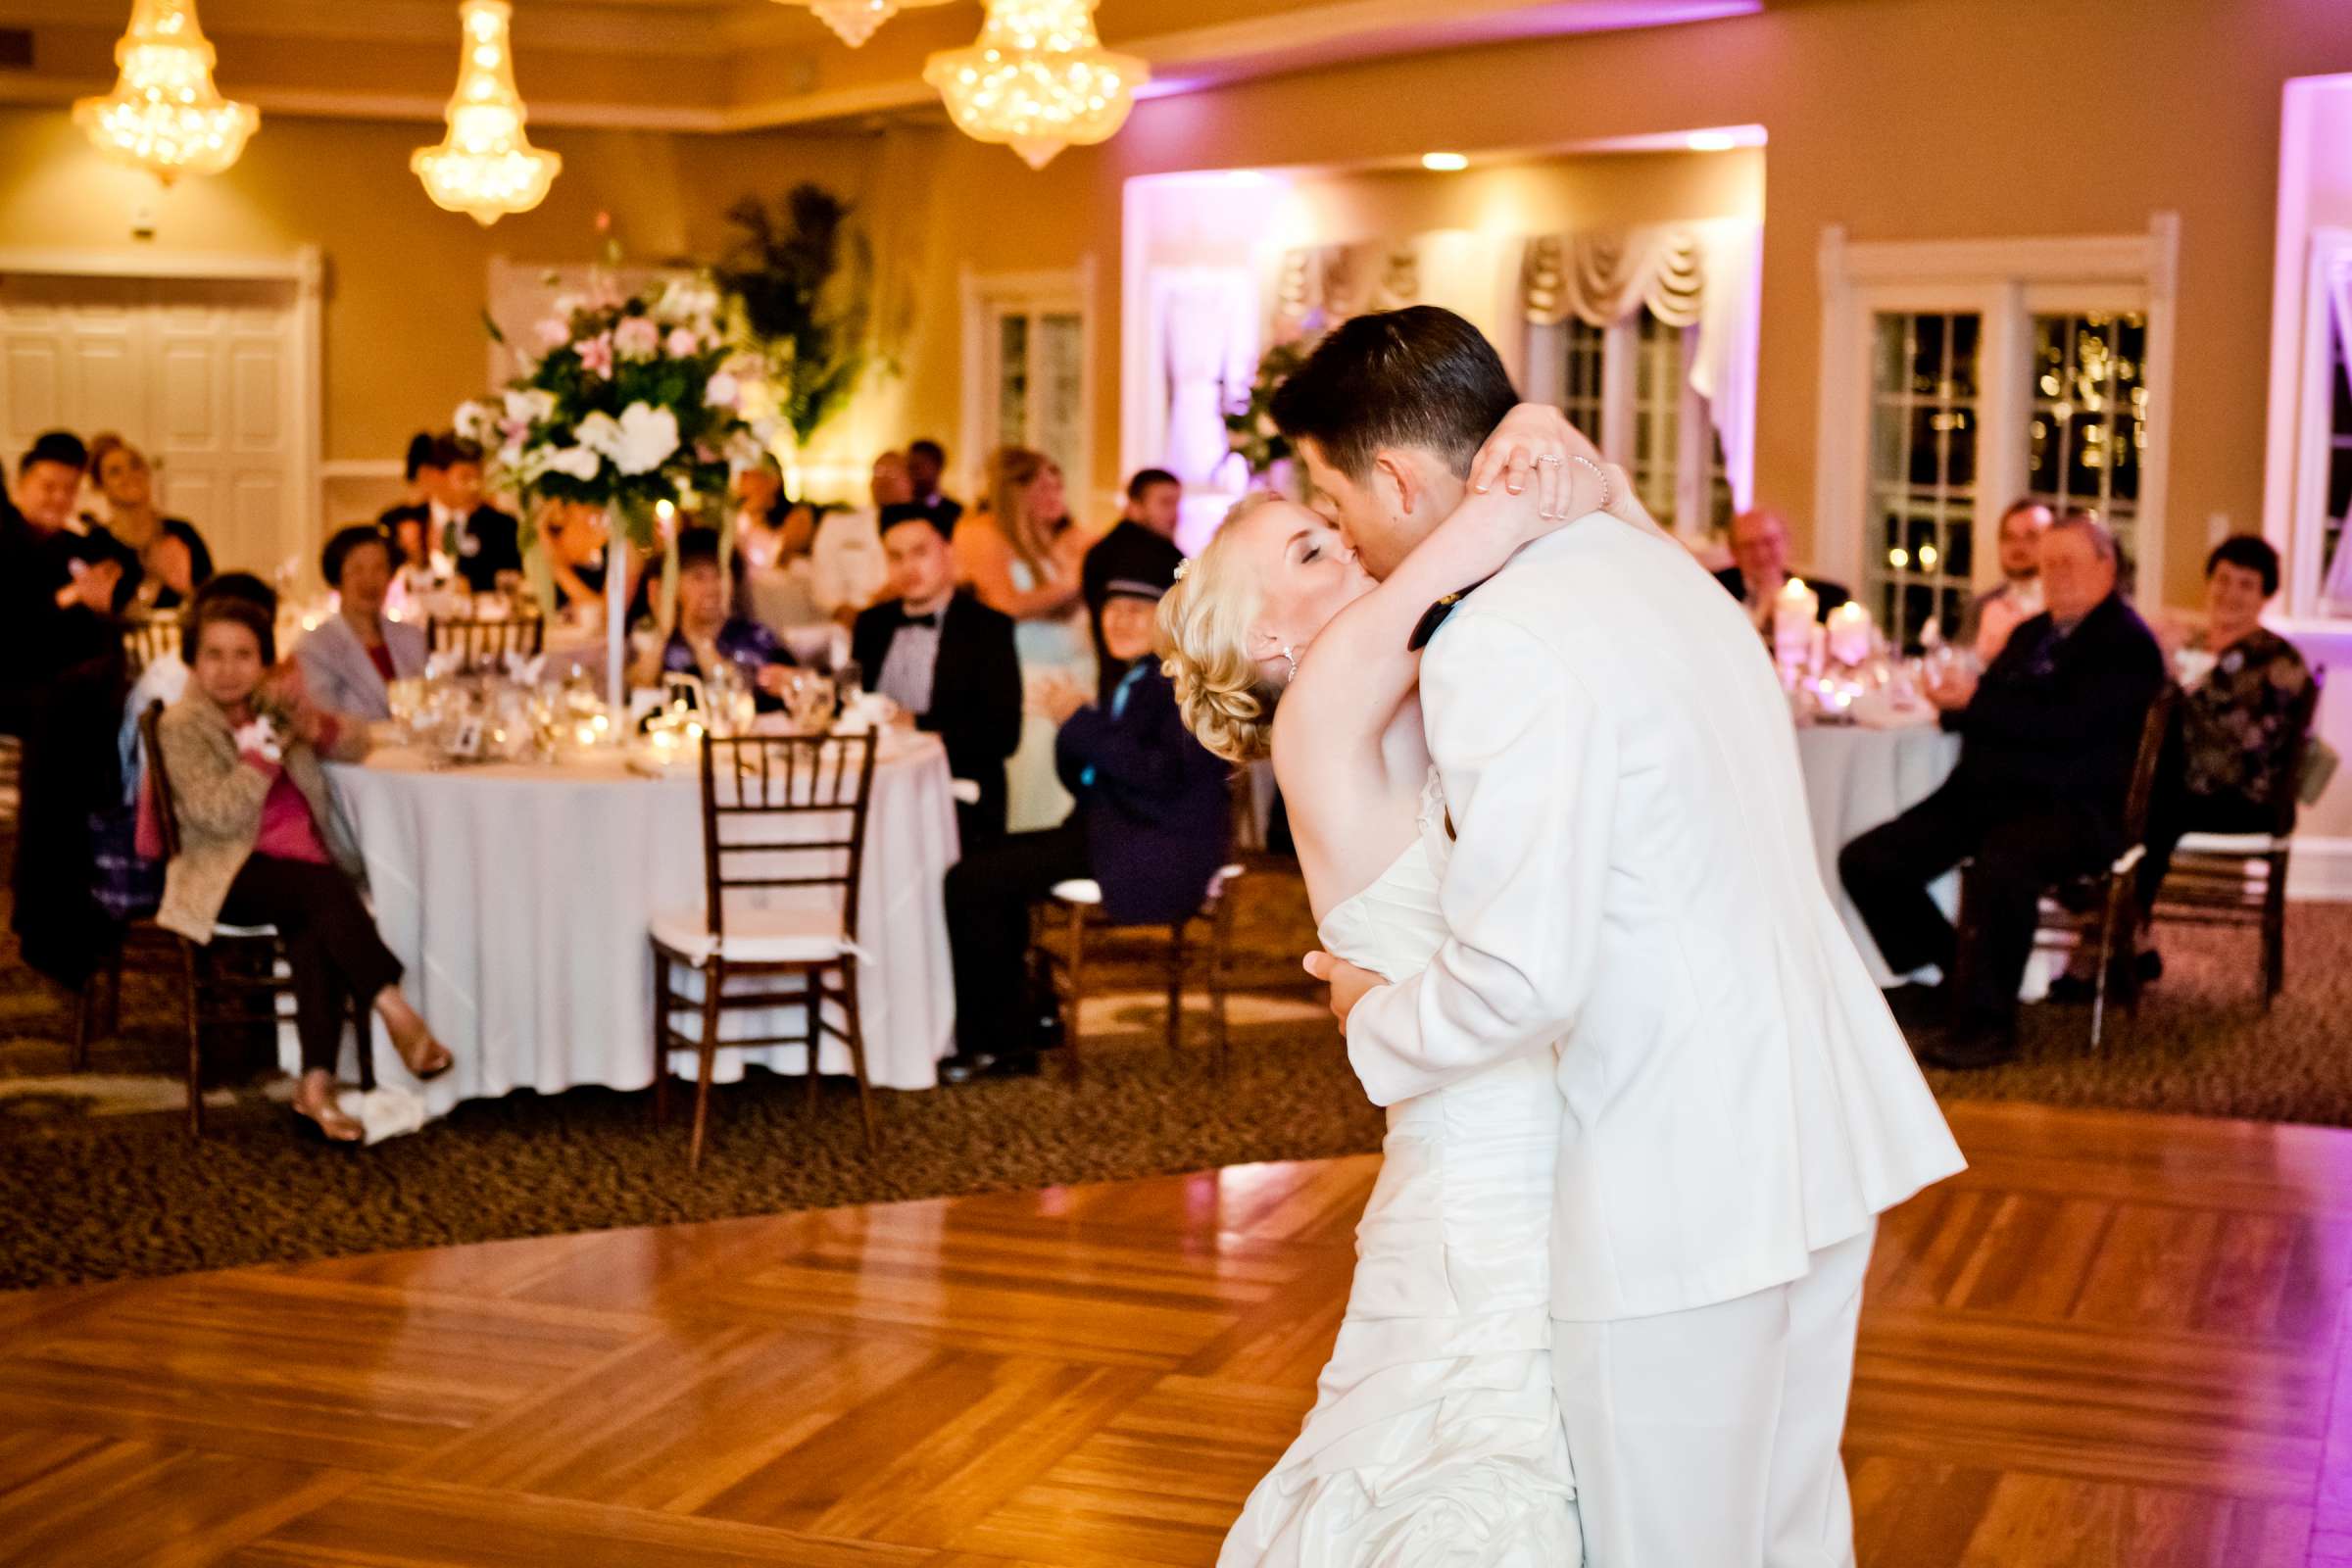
[{"xmin": 1569, "ymin": 453, "xmax": 1611, "ymax": 511}]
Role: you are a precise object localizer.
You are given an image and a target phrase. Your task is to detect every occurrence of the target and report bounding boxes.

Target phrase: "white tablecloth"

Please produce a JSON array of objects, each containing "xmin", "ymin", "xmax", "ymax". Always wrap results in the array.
[
  {"xmin": 1792, "ymin": 721, "xmax": 1964, "ymax": 985},
  {"xmin": 318, "ymin": 732, "xmax": 960, "ymax": 1120}
]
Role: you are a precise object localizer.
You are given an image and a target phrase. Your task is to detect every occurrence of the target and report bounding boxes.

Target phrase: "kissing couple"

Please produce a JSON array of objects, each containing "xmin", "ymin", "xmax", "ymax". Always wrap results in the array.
[{"xmin": 1155, "ymin": 307, "xmax": 1964, "ymax": 1567}]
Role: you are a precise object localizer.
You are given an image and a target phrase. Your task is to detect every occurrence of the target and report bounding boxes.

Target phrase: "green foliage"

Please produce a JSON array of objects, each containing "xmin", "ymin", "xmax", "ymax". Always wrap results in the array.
[{"xmin": 714, "ymin": 184, "xmax": 873, "ymax": 449}]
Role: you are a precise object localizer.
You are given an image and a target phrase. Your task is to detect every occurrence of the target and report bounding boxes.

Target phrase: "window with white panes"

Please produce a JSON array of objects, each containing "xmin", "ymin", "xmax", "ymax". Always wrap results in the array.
[
  {"xmin": 2325, "ymin": 310, "xmax": 2352, "ymax": 612},
  {"xmin": 2026, "ymin": 312, "xmax": 2147, "ymax": 579},
  {"xmin": 1542, "ymin": 306, "xmax": 1731, "ymax": 536},
  {"xmin": 964, "ymin": 269, "xmax": 1093, "ymax": 505},
  {"xmin": 1557, "ymin": 318, "xmax": 1605, "ymax": 444},
  {"xmin": 1867, "ymin": 311, "xmax": 1981, "ymax": 648}
]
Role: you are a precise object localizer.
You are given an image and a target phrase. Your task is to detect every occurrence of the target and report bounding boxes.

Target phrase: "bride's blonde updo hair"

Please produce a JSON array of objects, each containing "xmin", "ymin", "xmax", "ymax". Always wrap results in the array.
[{"xmin": 1157, "ymin": 491, "xmax": 1286, "ymax": 764}]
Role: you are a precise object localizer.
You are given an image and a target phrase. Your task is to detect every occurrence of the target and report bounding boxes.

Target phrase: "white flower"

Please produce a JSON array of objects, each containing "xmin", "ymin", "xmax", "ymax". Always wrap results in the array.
[
  {"xmin": 574, "ymin": 411, "xmax": 624, "ymax": 460},
  {"xmin": 705, "ymin": 372, "xmax": 740, "ymax": 411},
  {"xmin": 504, "ymin": 388, "xmax": 557, "ymax": 426},
  {"xmin": 610, "ymin": 403, "xmax": 680, "ymax": 476},
  {"xmin": 534, "ymin": 318, "xmax": 570, "ymax": 351},
  {"xmin": 613, "ymin": 317, "xmax": 662, "ymax": 361},
  {"xmin": 665, "ymin": 326, "xmax": 702, "ymax": 359},
  {"xmin": 543, "ymin": 445, "xmax": 603, "ymax": 482},
  {"xmin": 454, "ymin": 400, "xmax": 498, "ymax": 442}
]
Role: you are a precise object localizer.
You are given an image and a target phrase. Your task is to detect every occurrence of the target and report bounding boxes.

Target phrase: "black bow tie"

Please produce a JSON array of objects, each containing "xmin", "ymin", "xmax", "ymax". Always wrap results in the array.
[{"xmin": 904, "ymin": 611, "xmax": 941, "ymax": 629}]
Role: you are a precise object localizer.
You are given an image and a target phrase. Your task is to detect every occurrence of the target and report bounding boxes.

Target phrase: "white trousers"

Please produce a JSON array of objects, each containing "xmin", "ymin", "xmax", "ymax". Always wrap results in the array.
[{"xmin": 1552, "ymin": 1221, "xmax": 1876, "ymax": 1568}]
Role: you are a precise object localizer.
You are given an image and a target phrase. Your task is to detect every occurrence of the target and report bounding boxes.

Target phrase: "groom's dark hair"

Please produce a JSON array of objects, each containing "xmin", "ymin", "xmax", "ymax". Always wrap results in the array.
[{"xmin": 1269, "ymin": 306, "xmax": 1519, "ymax": 483}]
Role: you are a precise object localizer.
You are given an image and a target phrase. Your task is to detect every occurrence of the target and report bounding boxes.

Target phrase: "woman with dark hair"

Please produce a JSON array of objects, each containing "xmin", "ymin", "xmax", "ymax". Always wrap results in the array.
[
  {"xmin": 156, "ymin": 596, "xmax": 452, "ymax": 1142},
  {"xmin": 630, "ymin": 527, "xmax": 796, "ymax": 708},
  {"xmin": 85, "ymin": 432, "xmax": 214, "ymax": 612},
  {"xmin": 2133, "ymin": 535, "xmax": 2315, "ymax": 932},
  {"xmin": 297, "ymin": 524, "xmax": 428, "ymax": 721}
]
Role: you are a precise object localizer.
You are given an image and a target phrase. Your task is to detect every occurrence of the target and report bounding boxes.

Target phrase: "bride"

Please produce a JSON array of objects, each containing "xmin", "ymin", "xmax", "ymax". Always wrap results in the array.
[{"xmin": 1158, "ymin": 404, "xmax": 1637, "ymax": 1565}]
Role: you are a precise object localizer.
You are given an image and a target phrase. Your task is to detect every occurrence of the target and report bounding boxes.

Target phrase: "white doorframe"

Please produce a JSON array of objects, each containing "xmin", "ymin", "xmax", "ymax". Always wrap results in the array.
[
  {"xmin": 0, "ymin": 245, "xmax": 325, "ymax": 568},
  {"xmin": 1812, "ymin": 216, "xmax": 2179, "ymax": 602},
  {"xmin": 958, "ymin": 259, "xmax": 1100, "ymax": 514}
]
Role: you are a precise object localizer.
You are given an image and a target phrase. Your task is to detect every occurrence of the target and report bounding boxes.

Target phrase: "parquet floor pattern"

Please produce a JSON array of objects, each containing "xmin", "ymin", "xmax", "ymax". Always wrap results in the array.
[{"xmin": 3, "ymin": 1099, "xmax": 2350, "ymax": 1566}]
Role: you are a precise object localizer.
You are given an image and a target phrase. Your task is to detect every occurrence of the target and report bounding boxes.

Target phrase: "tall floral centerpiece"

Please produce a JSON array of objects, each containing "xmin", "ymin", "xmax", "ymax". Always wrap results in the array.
[
  {"xmin": 1224, "ymin": 338, "xmax": 1315, "ymax": 492},
  {"xmin": 460, "ymin": 274, "xmax": 767, "ymax": 700}
]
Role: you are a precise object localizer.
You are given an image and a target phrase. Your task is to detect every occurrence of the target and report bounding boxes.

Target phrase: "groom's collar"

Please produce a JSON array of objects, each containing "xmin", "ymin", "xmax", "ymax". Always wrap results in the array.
[{"xmin": 1407, "ymin": 575, "xmax": 1497, "ymax": 651}]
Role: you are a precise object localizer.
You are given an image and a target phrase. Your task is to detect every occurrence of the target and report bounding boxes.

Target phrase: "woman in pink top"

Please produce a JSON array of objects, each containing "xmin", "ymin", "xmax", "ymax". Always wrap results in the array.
[{"xmin": 154, "ymin": 597, "xmax": 451, "ymax": 1142}]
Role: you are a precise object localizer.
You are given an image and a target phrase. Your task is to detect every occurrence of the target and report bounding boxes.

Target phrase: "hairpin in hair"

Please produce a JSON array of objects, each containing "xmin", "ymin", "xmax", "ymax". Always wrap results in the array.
[{"xmin": 1173, "ymin": 560, "xmax": 1191, "ymax": 581}]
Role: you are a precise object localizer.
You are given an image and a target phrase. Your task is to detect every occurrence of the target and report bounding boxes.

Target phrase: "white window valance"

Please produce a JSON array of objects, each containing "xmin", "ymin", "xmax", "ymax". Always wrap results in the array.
[
  {"xmin": 1518, "ymin": 219, "xmax": 1763, "ymax": 514},
  {"xmin": 1273, "ymin": 240, "xmax": 1423, "ymax": 338}
]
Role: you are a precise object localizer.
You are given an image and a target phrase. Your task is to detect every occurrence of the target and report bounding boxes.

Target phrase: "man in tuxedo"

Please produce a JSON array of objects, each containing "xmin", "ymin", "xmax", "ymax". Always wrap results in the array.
[
  {"xmin": 1082, "ymin": 467, "xmax": 1186, "ymax": 701},
  {"xmin": 904, "ymin": 438, "xmax": 964, "ymax": 535},
  {"xmin": 1839, "ymin": 513, "xmax": 2165, "ymax": 1068},
  {"xmin": 852, "ymin": 507, "xmax": 1022, "ymax": 848},
  {"xmin": 938, "ymin": 575, "xmax": 1231, "ymax": 1082},
  {"xmin": 410, "ymin": 433, "xmax": 520, "ymax": 593},
  {"xmin": 1714, "ymin": 506, "xmax": 1849, "ymax": 636},
  {"xmin": 1, "ymin": 432, "xmax": 119, "ymax": 734}
]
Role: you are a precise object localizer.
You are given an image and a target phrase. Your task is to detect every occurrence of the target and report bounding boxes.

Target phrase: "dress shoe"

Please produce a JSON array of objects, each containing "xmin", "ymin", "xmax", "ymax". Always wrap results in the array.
[
  {"xmin": 939, "ymin": 1051, "xmax": 1042, "ymax": 1085},
  {"xmin": 1918, "ymin": 1024, "xmax": 2019, "ymax": 1071}
]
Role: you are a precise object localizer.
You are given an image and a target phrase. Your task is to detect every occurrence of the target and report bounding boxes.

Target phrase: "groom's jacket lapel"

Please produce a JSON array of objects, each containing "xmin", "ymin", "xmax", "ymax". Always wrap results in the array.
[{"xmin": 1406, "ymin": 574, "xmax": 1497, "ymax": 652}]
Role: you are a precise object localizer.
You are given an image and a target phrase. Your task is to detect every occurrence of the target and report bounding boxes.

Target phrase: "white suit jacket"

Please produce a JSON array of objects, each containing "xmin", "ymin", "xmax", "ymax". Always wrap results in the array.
[
  {"xmin": 295, "ymin": 614, "xmax": 427, "ymax": 723},
  {"xmin": 1348, "ymin": 514, "xmax": 1965, "ymax": 1323}
]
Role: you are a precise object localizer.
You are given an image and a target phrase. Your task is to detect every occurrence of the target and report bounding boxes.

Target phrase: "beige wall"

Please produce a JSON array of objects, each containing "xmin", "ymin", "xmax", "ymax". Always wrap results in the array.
[{"xmin": 0, "ymin": 105, "xmax": 881, "ymax": 465}]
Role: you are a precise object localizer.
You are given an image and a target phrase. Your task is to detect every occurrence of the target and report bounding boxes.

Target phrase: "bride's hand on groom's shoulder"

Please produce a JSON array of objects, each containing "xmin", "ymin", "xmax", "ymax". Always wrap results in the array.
[{"xmin": 1303, "ymin": 950, "xmax": 1382, "ymax": 1032}]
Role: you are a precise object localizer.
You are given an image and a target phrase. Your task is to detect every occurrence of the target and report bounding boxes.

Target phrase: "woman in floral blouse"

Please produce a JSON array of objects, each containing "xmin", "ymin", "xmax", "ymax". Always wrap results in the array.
[{"xmin": 2140, "ymin": 534, "xmax": 2313, "ymax": 917}]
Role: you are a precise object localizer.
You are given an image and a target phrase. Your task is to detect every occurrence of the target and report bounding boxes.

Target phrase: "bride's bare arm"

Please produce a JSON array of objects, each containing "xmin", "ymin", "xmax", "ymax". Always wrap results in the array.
[{"xmin": 1279, "ymin": 405, "xmax": 1619, "ymax": 763}]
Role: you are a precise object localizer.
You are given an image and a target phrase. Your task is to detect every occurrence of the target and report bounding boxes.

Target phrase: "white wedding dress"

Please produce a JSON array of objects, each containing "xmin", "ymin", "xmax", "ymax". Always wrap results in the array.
[{"xmin": 1219, "ymin": 777, "xmax": 1582, "ymax": 1567}]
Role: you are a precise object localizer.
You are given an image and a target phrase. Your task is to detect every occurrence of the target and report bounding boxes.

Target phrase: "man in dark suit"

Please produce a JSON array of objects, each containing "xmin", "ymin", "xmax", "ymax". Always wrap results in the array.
[
  {"xmin": 412, "ymin": 433, "xmax": 521, "ymax": 593},
  {"xmin": 1715, "ymin": 506, "xmax": 1849, "ymax": 636},
  {"xmin": 852, "ymin": 505, "xmax": 1022, "ymax": 848},
  {"xmin": 1081, "ymin": 467, "xmax": 1186, "ymax": 702},
  {"xmin": 904, "ymin": 438, "xmax": 964, "ymax": 535},
  {"xmin": 938, "ymin": 574, "xmax": 1231, "ymax": 1082},
  {"xmin": 1838, "ymin": 514, "xmax": 2165, "ymax": 1068}
]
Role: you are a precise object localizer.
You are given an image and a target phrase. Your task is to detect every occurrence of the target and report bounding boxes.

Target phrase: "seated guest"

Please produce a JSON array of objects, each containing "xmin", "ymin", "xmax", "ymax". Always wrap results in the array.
[
  {"xmin": 1083, "ymin": 467, "xmax": 1187, "ymax": 701},
  {"xmin": 940, "ymin": 575, "xmax": 1230, "ymax": 1082},
  {"xmin": 297, "ymin": 524, "xmax": 427, "ymax": 722},
  {"xmin": 905, "ymin": 437, "xmax": 964, "ymax": 534},
  {"xmin": 122, "ymin": 571, "xmax": 278, "ymax": 806},
  {"xmin": 730, "ymin": 457, "xmax": 813, "ymax": 568},
  {"xmin": 538, "ymin": 500, "xmax": 618, "ymax": 617},
  {"xmin": 155, "ymin": 596, "xmax": 453, "ymax": 1143},
  {"xmin": 853, "ymin": 507, "xmax": 1022, "ymax": 846},
  {"xmin": 85, "ymin": 433, "xmax": 214, "ymax": 613},
  {"xmin": 1838, "ymin": 514, "xmax": 2164, "ymax": 1068},
  {"xmin": 1958, "ymin": 499, "xmax": 2054, "ymax": 664},
  {"xmin": 2138, "ymin": 534, "xmax": 2314, "ymax": 923},
  {"xmin": 425, "ymin": 433, "xmax": 522, "ymax": 593},
  {"xmin": 810, "ymin": 452, "xmax": 902, "ymax": 623},
  {"xmin": 635, "ymin": 526, "xmax": 795, "ymax": 706},
  {"xmin": 1714, "ymin": 506, "xmax": 1850, "ymax": 636},
  {"xmin": 377, "ymin": 432, "xmax": 439, "ymax": 526}
]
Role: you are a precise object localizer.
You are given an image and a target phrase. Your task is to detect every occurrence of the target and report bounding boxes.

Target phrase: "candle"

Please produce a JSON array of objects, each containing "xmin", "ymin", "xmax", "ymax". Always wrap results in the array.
[
  {"xmin": 1774, "ymin": 576, "xmax": 1820, "ymax": 675},
  {"xmin": 1826, "ymin": 601, "xmax": 1873, "ymax": 666}
]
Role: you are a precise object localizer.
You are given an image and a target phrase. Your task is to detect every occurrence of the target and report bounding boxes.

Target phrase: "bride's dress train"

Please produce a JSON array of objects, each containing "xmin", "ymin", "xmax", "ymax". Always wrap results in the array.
[{"xmin": 1219, "ymin": 788, "xmax": 1580, "ymax": 1566}]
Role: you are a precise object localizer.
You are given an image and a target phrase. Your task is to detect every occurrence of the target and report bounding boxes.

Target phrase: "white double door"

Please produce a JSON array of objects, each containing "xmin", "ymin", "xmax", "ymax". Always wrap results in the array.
[{"xmin": 0, "ymin": 269, "xmax": 306, "ymax": 578}]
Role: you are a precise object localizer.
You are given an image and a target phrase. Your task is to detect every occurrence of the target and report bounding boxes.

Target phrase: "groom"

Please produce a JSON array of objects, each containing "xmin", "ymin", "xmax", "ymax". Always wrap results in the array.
[{"xmin": 1277, "ymin": 307, "xmax": 1964, "ymax": 1566}]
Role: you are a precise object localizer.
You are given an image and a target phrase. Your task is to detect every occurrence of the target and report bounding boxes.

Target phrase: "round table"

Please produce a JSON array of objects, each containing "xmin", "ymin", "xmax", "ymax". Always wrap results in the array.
[
  {"xmin": 320, "ymin": 730, "xmax": 960, "ymax": 1121},
  {"xmin": 1792, "ymin": 720, "xmax": 1963, "ymax": 985}
]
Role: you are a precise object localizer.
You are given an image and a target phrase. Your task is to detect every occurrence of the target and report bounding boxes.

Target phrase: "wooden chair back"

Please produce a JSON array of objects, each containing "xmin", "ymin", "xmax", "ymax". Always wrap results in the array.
[
  {"xmin": 2117, "ymin": 684, "xmax": 2179, "ymax": 853},
  {"xmin": 696, "ymin": 731, "xmax": 880, "ymax": 948},
  {"xmin": 137, "ymin": 700, "xmax": 184, "ymax": 863},
  {"xmin": 427, "ymin": 615, "xmax": 545, "ymax": 673},
  {"xmin": 2271, "ymin": 665, "xmax": 2327, "ymax": 835},
  {"xmin": 122, "ymin": 615, "xmax": 183, "ymax": 678}
]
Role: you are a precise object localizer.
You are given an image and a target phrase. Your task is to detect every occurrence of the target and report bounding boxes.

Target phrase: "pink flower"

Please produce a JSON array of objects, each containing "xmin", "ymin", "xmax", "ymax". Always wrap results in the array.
[
  {"xmin": 535, "ymin": 318, "xmax": 570, "ymax": 351},
  {"xmin": 576, "ymin": 333, "xmax": 614, "ymax": 379},
  {"xmin": 665, "ymin": 325, "xmax": 701, "ymax": 358},
  {"xmin": 613, "ymin": 317, "xmax": 662, "ymax": 362}
]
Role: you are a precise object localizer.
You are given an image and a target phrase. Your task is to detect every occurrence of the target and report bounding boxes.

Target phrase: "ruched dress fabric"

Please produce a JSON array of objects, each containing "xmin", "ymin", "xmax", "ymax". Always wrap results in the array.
[{"xmin": 1219, "ymin": 778, "xmax": 1581, "ymax": 1567}]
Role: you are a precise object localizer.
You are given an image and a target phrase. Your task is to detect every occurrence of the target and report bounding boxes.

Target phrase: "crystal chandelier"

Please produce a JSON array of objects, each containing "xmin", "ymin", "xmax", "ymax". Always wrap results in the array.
[
  {"xmin": 806, "ymin": 0, "xmax": 897, "ymax": 47},
  {"xmin": 924, "ymin": 0, "xmax": 1148, "ymax": 171},
  {"xmin": 73, "ymin": 0, "xmax": 259, "ymax": 183},
  {"xmin": 411, "ymin": 0, "xmax": 562, "ymax": 226}
]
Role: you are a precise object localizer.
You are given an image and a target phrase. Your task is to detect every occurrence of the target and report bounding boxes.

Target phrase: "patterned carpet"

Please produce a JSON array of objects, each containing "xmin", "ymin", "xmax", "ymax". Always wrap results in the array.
[{"xmin": 3, "ymin": 848, "xmax": 2348, "ymax": 1291}]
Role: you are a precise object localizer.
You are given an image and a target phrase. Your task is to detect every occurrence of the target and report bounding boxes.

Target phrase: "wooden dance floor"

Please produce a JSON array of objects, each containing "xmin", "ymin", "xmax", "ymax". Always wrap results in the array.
[{"xmin": 3, "ymin": 1099, "xmax": 2349, "ymax": 1566}]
